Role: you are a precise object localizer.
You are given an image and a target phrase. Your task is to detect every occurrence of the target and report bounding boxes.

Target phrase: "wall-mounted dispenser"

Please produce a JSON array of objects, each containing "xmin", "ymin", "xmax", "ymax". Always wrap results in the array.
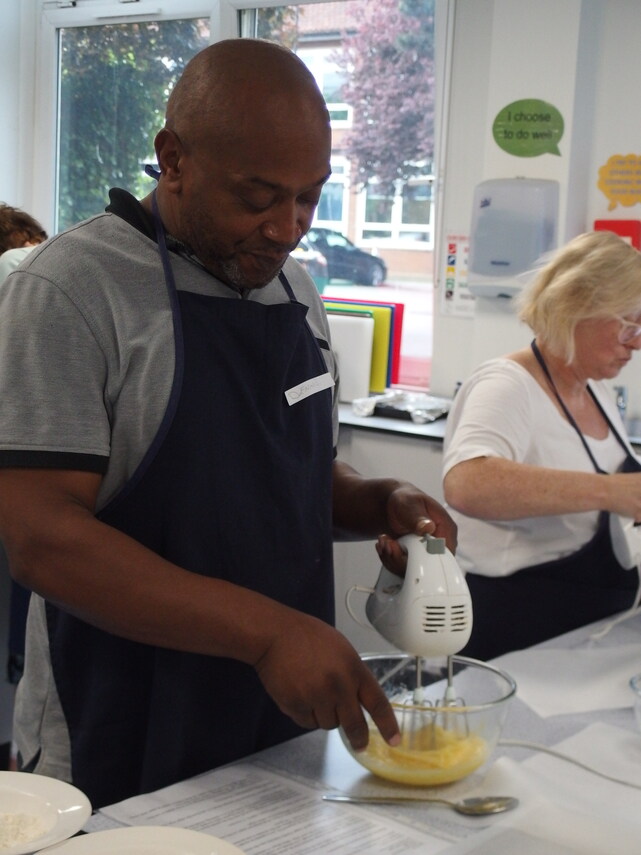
[{"xmin": 467, "ymin": 177, "xmax": 559, "ymax": 298}]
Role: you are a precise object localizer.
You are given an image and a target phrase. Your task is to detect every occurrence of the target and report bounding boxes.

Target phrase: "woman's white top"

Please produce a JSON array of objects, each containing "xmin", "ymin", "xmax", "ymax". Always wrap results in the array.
[
  {"xmin": 0, "ymin": 246, "xmax": 34, "ymax": 283},
  {"xmin": 442, "ymin": 358, "xmax": 632, "ymax": 577}
]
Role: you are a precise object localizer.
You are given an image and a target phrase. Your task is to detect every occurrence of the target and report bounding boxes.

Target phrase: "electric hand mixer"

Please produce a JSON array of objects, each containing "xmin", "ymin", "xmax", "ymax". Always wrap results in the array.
[{"xmin": 347, "ymin": 533, "xmax": 473, "ymax": 746}]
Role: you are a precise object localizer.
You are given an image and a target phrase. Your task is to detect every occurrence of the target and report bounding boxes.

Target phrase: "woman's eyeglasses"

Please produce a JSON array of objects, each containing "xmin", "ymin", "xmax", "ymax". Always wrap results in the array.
[{"xmin": 617, "ymin": 317, "xmax": 641, "ymax": 344}]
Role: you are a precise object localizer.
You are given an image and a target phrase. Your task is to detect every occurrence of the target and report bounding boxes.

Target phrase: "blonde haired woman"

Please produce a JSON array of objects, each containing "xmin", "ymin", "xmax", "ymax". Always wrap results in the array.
[{"xmin": 443, "ymin": 231, "xmax": 641, "ymax": 659}]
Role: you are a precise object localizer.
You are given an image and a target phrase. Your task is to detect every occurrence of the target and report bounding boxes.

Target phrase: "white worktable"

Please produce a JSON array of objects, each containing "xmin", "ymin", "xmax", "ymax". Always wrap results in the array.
[{"xmin": 85, "ymin": 611, "xmax": 641, "ymax": 854}]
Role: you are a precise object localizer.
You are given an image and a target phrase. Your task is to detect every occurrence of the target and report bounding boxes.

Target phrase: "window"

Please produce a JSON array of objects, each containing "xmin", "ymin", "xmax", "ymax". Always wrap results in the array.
[
  {"xmin": 33, "ymin": 1, "xmax": 217, "ymax": 232},
  {"xmin": 297, "ymin": 47, "xmax": 352, "ymax": 127},
  {"xmin": 315, "ymin": 158, "xmax": 350, "ymax": 233},
  {"xmin": 248, "ymin": 2, "xmax": 439, "ymax": 389},
  {"xmin": 359, "ymin": 176, "xmax": 434, "ymax": 244},
  {"xmin": 33, "ymin": 0, "xmax": 447, "ymax": 390},
  {"xmin": 56, "ymin": 18, "xmax": 210, "ymax": 230}
]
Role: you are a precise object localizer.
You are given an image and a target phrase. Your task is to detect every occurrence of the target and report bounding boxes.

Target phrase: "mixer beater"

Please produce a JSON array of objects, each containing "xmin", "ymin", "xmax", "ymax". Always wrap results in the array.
[{"xmin": 349, "ymin": 533, "xmax": 473, "ymax": 748}]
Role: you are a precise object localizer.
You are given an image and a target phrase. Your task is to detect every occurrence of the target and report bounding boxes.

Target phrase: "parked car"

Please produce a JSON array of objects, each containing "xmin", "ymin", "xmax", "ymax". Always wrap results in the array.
[
  {"xmin": 306, "ymin": 227, "xmax": 387, "ymax": 286},
  {"xmin": 290, "ymin": 235, "xmax": 329, "ymax": 293}
]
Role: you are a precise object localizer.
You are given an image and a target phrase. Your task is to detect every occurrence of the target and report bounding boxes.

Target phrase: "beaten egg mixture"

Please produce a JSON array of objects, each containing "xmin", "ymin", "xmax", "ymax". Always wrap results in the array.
[{"xmin": 358, "ymin": 723, "xmax": 488, "ymax": 785}]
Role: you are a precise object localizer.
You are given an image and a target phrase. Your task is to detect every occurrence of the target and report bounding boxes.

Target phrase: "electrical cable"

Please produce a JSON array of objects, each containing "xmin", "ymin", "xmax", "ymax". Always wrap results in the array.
[
  {"xmin": 589, "ymin": 563, "xmax": 641, "ymax": 641},
  {"xmin": 498, "ymin": 738, "xmax": 641, "ymax": 791}
]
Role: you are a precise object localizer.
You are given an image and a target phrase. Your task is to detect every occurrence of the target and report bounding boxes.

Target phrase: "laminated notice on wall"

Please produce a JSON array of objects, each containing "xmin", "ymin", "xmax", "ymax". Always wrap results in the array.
[{"xmin": 440, "ymin": 234, "xmax": 475, "ymax": 317}]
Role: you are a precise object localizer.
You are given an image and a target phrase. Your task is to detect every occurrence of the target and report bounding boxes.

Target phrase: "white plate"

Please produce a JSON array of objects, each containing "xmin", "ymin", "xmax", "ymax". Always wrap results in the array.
[
  {"xmin": 0, "ymin": 771, "xmax": 91, "ymax": 855},
  {"xmin": 38, "ymin": 826, "xmax": 246, "ymax": 854}
]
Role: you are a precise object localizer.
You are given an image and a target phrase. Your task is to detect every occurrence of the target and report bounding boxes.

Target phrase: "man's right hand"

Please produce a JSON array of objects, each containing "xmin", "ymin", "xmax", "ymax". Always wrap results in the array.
[{"xmin": 252, "ymin": 608, "xmax": 400, "ymax": 752}]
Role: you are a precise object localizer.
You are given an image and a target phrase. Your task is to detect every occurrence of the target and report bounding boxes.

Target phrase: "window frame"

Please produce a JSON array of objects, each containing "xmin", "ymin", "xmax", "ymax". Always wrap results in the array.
[
  {"xmin": 295, "ymin": 45, "xmax": 353, "ymax": 129},
  {"xmin": 314, "ymin": 155, "xmax": 351, "ymax": 234},
  {"xmin": 355, "ymin": 174, "xmax": 436, "ymax": 249}
]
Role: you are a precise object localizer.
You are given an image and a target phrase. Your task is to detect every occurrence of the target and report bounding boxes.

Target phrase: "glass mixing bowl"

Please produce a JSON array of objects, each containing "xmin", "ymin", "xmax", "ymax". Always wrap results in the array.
[
  {"xmin": 341, "ymin": 654, "xmax": 517, "ymax": 786},
  {"xmin": 629, "ymin": 673, "xmax": 641, "ymax": 733}
]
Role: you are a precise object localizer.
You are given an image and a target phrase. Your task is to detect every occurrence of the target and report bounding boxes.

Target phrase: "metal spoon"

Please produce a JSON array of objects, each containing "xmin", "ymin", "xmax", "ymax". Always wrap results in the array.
[{"xmin": 322, "ymin": 793, "xmax": 519, "ymax": 815}]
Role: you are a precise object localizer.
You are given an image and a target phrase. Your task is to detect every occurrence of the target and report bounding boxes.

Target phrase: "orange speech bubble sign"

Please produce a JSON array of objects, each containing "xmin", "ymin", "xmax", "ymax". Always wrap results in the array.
[{"xmin": 598, "ymin": 154, "xmax": 641, "ymax": 211}]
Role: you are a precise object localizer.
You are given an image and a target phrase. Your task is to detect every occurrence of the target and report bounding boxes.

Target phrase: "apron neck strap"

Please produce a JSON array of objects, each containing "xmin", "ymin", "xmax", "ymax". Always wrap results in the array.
[
  {"xmin": 530, "ymin": 338, "xmax": 625, "ymax": 473},
  {"xmin": 151, "ymin": 189, "xmax": 178, "ymax": 295},
  {"xmin": 278, "ymin": 269, "xmax": 298, "ymax": 303}
]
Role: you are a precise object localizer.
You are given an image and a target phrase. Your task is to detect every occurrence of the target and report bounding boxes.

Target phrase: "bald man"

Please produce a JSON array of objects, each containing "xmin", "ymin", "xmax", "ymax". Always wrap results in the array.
[{"xmin": 0, "ymin": 39, "xmax": 454, "ymax": 807}]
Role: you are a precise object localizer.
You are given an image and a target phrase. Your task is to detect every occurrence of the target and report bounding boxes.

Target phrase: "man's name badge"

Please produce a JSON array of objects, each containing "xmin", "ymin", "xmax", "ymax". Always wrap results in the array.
[{"xmin": 285, "ymin": 372, "xmax": 334, "ymax": 405}]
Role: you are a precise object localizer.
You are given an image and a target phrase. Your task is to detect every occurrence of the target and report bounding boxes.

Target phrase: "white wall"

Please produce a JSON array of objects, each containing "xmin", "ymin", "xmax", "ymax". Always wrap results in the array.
[
  {"xmin": 585, "ymin": 0, "xmax": 641, "ymax": 412},
  {"xmin": 431, "ymin": 0, "xmax": 641, "ymax": 420},
  {"xmin": 0, "ymin": 1, "xmax": 23, "ymax": 209}
]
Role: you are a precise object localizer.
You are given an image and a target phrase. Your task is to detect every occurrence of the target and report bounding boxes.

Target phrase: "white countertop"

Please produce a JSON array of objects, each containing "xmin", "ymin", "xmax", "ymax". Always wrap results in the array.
[{"xmin": 86, "ymin": 611, "xmax": 641, "ymax": 854}]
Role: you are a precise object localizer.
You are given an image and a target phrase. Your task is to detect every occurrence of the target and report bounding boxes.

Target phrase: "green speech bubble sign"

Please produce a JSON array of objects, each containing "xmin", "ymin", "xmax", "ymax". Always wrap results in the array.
[{"xmin": 492, "ymin": 99, "xmax": 564, "ymax": 157}]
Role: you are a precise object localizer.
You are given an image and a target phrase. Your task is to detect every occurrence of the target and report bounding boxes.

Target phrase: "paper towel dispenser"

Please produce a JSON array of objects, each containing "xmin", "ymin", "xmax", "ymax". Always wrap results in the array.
[{"xmin": 467, "ymin": 178, "xmax": 559, "ymax": 298}]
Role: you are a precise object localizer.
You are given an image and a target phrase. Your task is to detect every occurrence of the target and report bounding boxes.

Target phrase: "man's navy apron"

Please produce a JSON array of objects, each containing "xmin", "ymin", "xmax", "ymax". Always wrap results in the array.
[
  {"xmin": 45, "ymin": 200, "xmax": 335, "ymax": 808},
  {"xmin": 461, "ymin": 340, "xmax": 639, "ymax": 661}
]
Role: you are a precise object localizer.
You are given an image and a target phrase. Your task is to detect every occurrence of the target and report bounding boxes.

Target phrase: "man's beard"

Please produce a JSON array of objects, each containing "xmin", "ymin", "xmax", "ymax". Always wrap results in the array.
[{"xmin": 216, "ymin": 254, "xmax": 287, "ymax": 290}]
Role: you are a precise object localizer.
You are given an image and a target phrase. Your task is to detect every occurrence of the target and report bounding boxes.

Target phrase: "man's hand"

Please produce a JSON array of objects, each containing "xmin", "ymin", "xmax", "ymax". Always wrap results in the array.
[
  {"xmin": 375, "ymin": 483, "xmax": 457, "ymax": 575},
  {"xmin": 253, "ymin": 608, "xmax": 400, "ymax": 752}
]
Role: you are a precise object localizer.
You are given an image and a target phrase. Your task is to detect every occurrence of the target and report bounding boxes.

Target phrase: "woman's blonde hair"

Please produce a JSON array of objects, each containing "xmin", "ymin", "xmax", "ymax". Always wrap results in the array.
[{"xmin": 517, "ymin": 230, "xmax": 641, "ymax": 362}]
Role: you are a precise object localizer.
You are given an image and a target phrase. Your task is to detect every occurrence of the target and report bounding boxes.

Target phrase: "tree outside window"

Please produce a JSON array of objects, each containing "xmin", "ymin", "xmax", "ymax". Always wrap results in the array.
[
  {"xmin": 333, "ymin": 0, "xmax": 435, "ymax": 196},
  {"xmin": 57, "ymin": 19, "xmax": 209, "ymax": 230}
]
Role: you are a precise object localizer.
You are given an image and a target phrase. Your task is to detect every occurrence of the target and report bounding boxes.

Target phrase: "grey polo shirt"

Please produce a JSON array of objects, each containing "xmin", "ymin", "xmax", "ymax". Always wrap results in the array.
[{"xmin": 2, "ymin": 190, "xmax": 338, "ymax": 784}]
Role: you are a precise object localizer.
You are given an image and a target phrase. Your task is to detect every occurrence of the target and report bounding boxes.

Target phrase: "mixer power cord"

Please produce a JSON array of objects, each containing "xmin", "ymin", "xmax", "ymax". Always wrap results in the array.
[
  {"xmin": 498, "ymin": 738, "xmax": 641, "ymax": 790},
  {"xmin": 588, "ymin": 563, "xmax": 641, "ymax": 641}
]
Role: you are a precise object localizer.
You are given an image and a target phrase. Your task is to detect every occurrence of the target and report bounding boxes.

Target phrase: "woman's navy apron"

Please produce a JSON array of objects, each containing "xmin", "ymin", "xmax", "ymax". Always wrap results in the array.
[
  {"xmin": 45, "ymin": 197, "xmax": 335, "ymax": 808},
  {"xmin": 461, "ymin": 340, "xmax": 639, "ymax": 661}
]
